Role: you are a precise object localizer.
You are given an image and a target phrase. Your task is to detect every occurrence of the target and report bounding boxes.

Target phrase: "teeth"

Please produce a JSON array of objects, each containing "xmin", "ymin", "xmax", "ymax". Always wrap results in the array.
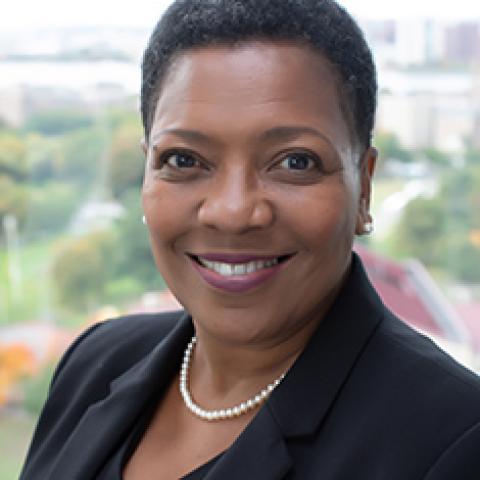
[
  {"xmin": 246, "ymin": 262, "xmax": 256, "ymax": 274},
  {"xmin": 233, "ymin": 264, "xmax": 246, "ymax": 275},
  {"xmin": 198, "ymin": 257, "xmax": 279, "ymax": 276}
]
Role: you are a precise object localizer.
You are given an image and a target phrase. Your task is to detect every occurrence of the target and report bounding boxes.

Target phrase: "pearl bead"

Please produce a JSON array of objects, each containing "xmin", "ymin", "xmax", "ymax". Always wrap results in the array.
[{"xmin": 179, "ymin": 336, "xmax": 286, "ymax": 422}]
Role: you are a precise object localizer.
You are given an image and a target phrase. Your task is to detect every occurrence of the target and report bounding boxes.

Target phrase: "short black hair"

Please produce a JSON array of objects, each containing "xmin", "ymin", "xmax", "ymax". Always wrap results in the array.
[{"xmin": 141, "ymin": 0, "xmax": 377, "ymax": 150}]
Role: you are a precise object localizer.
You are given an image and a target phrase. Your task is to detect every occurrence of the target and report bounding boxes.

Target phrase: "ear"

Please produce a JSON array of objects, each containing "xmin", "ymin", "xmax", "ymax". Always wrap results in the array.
[
  {"xmin": 140, "ymin": 137, "xmax": 148, "ymax": 157},
  {"xmin": 355, "ymin": 147, "xmax": 377, "ymax": 235}
]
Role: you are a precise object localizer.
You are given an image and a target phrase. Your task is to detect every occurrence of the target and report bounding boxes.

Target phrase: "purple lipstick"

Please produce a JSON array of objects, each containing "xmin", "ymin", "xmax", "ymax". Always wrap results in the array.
[{"xmin": 188, "ymin": 252, "xmax": 294, "ymax": 293}]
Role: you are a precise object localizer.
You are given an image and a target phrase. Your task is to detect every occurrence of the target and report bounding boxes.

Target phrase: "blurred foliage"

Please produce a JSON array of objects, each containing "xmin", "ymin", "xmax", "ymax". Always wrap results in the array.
[
  {"xmin": 108, "ymin": 122, "xmax": 144, "ymax": 199},
  {"xmin": 396, "ymin": 196, "xmax": 446, "ymax": 266},
  {"xmin": 22, "ymin": 363, "xmax": 55, "ymax": 416},
  {"xmin": 105, "ymin": 108, "xmax": 141, "ymax": 130},
  {"xmin": 0, "ymin": 106, "xmax": 165, "ymax": 323},
  {"xmin": 112, "ymin": 191, "xmax": 162, "ymax": 288},
  {"xmin": 52, "ymin": 230, "xmax": 116, "ymax": 311},
  {"xmin": 23, "ymin": 183, "xmax": 82, "ymax": 238},
  {"xmin": 420, "ymin": 147, "xmax": 452, "ymax": 167},
  {"xmin": 0, "ymin": 344, "xmax": 36, "ymax": 406},
  {"xmin": 50, "ymin": 192, "xmax": 162, "ymax": 313},
  {"xmin": 465, "ymin": 148, "xmax": 480, "ymax": 166},
  {"xmin": 23, "ymin": 109, "xmax": 94, "ymax": 136},
  {"xmin": 374, "ymin": 131, "xmax": 414, "ymax": 164},
  {"xmin": 395, "ymin": 165, "xmax": 480, "ymax": 282},
  {"xmin": 0, "ymin": 176, "xmax": 29, "ymax": 225},
  {"xmin": 59, "ymin": 127, "xmax": 107, "ymax": 185},
  {"xmin": 0, "ymin": 131, "xmax": 29, "ymax": 227},
  {"xmin": 25, "ymin": 133, "xmax": 65, "ymax": 185},
  {"xmin": 0, "ymin": 410, "xmax": 36, "ymax": 480},
  {"xmin": 0, "ymin": 131, "xmax": 28, "ymax": 181}
]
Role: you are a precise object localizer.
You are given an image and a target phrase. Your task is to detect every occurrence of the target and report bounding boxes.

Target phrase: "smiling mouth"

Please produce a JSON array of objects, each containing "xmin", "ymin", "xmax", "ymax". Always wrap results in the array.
[{"xmin": 188, "ymin": 254, "xmax": 293, "ymax": 277}]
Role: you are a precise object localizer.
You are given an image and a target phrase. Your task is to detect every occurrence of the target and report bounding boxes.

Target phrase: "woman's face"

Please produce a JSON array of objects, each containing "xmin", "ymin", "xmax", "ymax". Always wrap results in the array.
[{"xmin": 142, "ymin": 42, "xmax": 375, "ymax": 345}]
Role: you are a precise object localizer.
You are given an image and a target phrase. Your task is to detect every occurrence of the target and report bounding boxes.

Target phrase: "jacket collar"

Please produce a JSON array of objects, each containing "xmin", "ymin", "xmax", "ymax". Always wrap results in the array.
[
  {"xmin": 267, "ymin": 252, "xmax": 384, "ymax": 438},
  {"xmin": 208, "ymin": 253, "xmax": 384, "ymax": 479},
  {"xmin": 50, "ymin": 312, "xmax": 194, "ymax": 479},
  {"xmin": 207, "ymin": 404, "xmax": 293, "ymax": 479}
]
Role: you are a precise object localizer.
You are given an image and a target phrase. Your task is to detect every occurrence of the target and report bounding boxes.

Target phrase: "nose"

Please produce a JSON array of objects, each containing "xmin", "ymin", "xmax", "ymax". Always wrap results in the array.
[{"xmin": 197, "ymin": 167, "xmax": 274, "ymax": 233}]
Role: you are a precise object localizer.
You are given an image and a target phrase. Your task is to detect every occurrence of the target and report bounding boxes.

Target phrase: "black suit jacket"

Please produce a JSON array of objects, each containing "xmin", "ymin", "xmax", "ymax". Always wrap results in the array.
[{"xmin": 20, "ymin": 255, "xmax": 480, "ymax": 479}]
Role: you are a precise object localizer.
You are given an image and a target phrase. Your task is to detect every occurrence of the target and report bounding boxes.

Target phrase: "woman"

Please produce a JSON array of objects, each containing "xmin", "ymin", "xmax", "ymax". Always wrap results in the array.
[{"xmin": 21, "ymin": 1, "xmax": 480, "ymax": 479}]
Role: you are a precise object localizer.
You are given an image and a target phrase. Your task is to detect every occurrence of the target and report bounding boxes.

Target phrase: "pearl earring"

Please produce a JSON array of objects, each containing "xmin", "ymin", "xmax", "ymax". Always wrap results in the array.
[
  {"xmin": 363, "ymin": 221, "xmax": 374, "ymax": 235},
  {"xmin": 142, "ymin": 215, "xmax": 147, "ymax": 225}
]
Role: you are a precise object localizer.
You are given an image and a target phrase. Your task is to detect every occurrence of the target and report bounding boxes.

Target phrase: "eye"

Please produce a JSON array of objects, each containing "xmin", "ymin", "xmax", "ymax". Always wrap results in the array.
[
  {"xmin": 278, "ymin": 152, "xmax": 320, "ymax": 171},
  {"xmin": 162, "ymin": 151, "xmax": 199, "ymax": 169}
]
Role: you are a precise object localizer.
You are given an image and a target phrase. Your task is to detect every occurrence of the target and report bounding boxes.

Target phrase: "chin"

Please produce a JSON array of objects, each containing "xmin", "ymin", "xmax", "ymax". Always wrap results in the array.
[{"xmin": 182, "ymin": 297, "xmax": 285, "ymax": 344}]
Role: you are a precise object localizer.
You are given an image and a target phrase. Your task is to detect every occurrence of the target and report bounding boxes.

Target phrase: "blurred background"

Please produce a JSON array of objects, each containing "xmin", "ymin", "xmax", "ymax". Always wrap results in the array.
[{"xmin": 1, "ymin": 0, "xmax": 480, "ymax": 477}]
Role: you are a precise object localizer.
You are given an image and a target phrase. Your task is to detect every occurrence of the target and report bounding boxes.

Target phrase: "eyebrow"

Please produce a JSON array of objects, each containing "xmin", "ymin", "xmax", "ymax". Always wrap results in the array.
[
  {"xmin": 150, "ymin": 128, "xmax": 212, "ymax": 146},
  {"xmin": 150, "ymin": 125, "xmax": 333, "ymax": 148},
  {"xmin": 259, "ymin": 126, "xmax": 333, "ymax": 146}
]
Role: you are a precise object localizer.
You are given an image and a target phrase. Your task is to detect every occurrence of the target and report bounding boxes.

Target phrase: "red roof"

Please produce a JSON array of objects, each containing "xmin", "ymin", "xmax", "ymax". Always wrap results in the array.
[
  {"xmin": 456, "ymin": 303, "xmax": 480, "ymax": 352},
  {"xmin": 355, "ymin": 244, "xmax": 444, "ymax": 338}
]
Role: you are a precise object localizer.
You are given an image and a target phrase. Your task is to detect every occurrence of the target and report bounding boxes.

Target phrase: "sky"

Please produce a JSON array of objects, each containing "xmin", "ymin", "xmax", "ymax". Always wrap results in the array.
[{"xmin": 2, "ymin": 0, "xmax": 480, "ymax": 30}]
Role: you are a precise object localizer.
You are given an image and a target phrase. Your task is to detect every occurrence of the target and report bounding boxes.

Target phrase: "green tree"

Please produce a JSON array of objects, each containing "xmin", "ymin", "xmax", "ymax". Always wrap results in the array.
[
  {"xmin": 420, "ymin": 147, "xmax": 451, "ymax": 167},
  {"xmin": 395, "ymin": 165, "xmax": 480, "ymax": 282},
  {"xmin": 108, "ymin": 123, "xmax": 144, "ymax": 200},
  {"xmin": 52, "ymin": 231, "xmax": 116, "ymax": 311},
  {"xmin": 0, "ymin": 176, "xmax": 28, "ymax": 226},
  {"xmin": 464, "ymin": 148, "xmax": 480, "ymax": 166},
  {"xmin": 22, "ymin": 363, "xmax": 55, "ymax": 415},
  {"xmin": 395, "ymin": 195, "xmax": 446, "ymax": 266},
  {"xmin": 23, "ymin": 182, "xmax": 82, "ymax": 238},
  {"xmin": 104, "ymin": 108, "xmax": 140, "ymax": 130},
  {"xmin": 24, "ymin": 133, "xmax": 63, "ymax": 185},
  {"xmin": 0, "ymin": 132, "xmax": 27, "ymax": 181},
  {"xmin": 374, "ymin": 131, "xmax": 414, "ymax": 164},
  {"xmin": 58, "ymin": 127, "xmax": 108, "ymax": 186},
  {"xmin": 444, "ymin": 234, "xmax": 480, "ymax": 283},
  {"xmin": 24, "ymin": 109, "xmax": 94, "ymax": 136},
  {"xmin": 112, "ymin": 191, "xmax": 163, "ymax": 289}
]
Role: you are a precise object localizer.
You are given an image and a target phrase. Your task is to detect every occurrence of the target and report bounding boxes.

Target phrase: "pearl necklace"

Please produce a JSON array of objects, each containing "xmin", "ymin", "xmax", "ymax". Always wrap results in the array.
[{"xmin": 179, "ymin": 336, "xmax": 286, "ymax": 421}]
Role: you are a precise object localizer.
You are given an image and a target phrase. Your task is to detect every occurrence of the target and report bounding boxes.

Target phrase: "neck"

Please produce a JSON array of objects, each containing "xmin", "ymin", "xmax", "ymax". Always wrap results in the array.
[
  {"xmin": 181, "ymin": 256, "xmax": 352, "ymax": 415},
  {"xmin": 194, "ymin": 321, "xmax": 315, "ymax": 386},
  {"xmin": 187, "ymin": 283, "xmax": 341, "ymax": 411}
]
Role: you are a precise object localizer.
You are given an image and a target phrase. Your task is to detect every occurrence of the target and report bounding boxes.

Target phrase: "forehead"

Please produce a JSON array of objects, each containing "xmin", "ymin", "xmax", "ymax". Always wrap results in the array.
[{"xmin": 152, "ymin": 42, "xmax": 352, "ymax": 154}]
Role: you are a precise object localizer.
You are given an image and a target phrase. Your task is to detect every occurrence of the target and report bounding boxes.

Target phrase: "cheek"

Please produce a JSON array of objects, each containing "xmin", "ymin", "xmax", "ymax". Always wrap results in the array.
[
  {"xmin": 277, "ymin": 184, "xmax": 358, "ymax": 249},
  {"xmin": 142, "ymin": 183, "xmax": 193, "ymax": 246}
]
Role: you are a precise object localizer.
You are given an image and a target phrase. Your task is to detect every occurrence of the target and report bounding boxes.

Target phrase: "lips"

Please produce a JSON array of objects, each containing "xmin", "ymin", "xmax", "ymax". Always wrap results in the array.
[
  {"xmin": 188, "ymin": 252, "xmax": 294, "ymax": 293},
  {"xmin": 193, "ymin": 253, "xmax": 284, "ymax": 263}
]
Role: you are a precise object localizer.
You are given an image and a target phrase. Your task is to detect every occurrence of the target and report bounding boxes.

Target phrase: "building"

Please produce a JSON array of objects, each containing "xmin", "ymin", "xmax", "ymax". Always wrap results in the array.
[{"xmin": 445, "ymin": 22, "xmax": 480, "ymax": 66}]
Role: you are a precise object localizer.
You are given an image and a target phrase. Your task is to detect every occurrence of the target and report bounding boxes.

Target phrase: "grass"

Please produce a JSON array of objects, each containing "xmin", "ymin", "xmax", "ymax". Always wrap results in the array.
[
  {"xmin": 0, "ymin": 239, "xmax": 55, "ymax": 325},
  {"xmin": 0, "ymin": 410, "xmax": 36, "ymax": 479}
]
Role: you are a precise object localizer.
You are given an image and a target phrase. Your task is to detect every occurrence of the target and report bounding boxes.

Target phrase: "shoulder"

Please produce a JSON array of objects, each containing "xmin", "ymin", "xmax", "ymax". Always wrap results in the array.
[
  {"xmin": 361, "ymin": 311, "xmax": 480, "ymax": 466},
  {"xmin": 52, "ymin": 310, "xmax": 186, "ymax": 386},
  {"xmin": 325, "ymin": 307, "xmax": 480, "ymax": 476},
  {"xmin": 67, "ymin": 310, "xmax": 184, "ymax": 357},
  {"xmin": 20, "ymin": 310, "xmax": 187, "ymax": 480},
  {"xmin": 374, "ymin": 311, "xmax": 480, "ymax": 399}
]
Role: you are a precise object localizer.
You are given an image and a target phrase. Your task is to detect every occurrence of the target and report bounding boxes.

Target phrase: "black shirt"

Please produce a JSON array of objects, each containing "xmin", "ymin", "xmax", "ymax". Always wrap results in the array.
[{"xmin": 97, "ymin": 400, "xmax": 224, "ymax": 479}]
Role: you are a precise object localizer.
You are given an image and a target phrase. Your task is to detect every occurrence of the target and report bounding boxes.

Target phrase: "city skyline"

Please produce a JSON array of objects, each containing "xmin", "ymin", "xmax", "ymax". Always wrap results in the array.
[{"xmin": 2, "ymin": 0, "xmax": 480, "ymax": 30}]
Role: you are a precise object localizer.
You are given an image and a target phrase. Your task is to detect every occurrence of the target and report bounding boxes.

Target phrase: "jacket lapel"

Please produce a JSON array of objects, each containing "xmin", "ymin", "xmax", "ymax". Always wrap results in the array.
[
  {"xmin": 268, "ymin": 253, "xmax": 384, "ymax": 439},
  {"xmin": 50, "ymin": 312, "xmax": 193, "ymax": 479},
  {"xmin": 206, "ymin": 254, "xmax": 384, "ymax": 478},
  {"xmin": 206, "ymin": 405, "xmax": 292, "ymax": 480}
]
